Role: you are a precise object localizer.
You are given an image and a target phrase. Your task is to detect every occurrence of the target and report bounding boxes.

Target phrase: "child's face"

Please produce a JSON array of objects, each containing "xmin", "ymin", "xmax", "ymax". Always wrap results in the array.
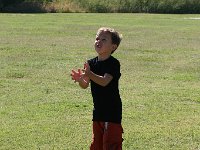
[{"xmin": 94, "ymin": 31, "xmax": 116, "ymax": 56}]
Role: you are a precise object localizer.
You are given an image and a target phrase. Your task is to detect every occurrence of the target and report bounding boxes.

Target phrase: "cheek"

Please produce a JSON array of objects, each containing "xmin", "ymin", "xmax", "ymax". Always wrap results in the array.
[{"xmin": 94, "ymin": 42, "xmax": 97, "ymax": 48}]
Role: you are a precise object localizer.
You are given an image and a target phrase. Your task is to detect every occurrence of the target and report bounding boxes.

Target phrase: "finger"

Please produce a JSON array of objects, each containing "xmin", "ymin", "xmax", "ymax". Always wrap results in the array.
[
  {"xmin": 86, "ymin": 62, "xmax": 90, "ymax": 67},
  {"xmin": 84, "ymin": 63, "xmax": 87, "ymax": 69},
  {"xmin": 71, "ymin": 74, "xmax": 75, "ymax": 80},
  {"xmin": 78, "ymin": 69, "xmax": 81, "ymax": 74},
  {"xmin": 72, "ymin": 70, "xmax": 77, "ymax": 74}
]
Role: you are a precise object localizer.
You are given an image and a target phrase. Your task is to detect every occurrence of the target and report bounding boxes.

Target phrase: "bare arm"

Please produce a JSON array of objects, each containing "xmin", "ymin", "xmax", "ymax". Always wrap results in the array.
[
  {"xmin": 71, "ymin": 69, "xmax": 90, "ymax": 89},
  {"xmin": 79, "ymin": 76, "xmax": 90, "ymax": 89},
  {"xmin": 88, "ymin": 72, "xmax": 113, "ymax": 87},
  {"xmin": 83, "ymin": 63, "xmax": 113, "ymax": 87}
]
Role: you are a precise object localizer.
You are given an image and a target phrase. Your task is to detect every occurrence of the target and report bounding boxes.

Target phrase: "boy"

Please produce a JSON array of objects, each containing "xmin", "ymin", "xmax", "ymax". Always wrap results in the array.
[{"xmin": 71, "ymin": 27, "xmax": 123, "ymax": 150}]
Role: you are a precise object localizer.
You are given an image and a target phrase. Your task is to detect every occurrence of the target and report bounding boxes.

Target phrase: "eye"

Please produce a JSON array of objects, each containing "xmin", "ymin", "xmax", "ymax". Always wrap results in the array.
[{"xmin": 102, "ymin": 38, "xmax": 106, "ymax": 42}]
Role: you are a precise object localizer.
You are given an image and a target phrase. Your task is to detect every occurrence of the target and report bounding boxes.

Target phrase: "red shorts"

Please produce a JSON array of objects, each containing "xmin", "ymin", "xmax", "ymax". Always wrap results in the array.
[{"xmin": 90, "ymin": 121, "xmax": 123, "ymax": 150}]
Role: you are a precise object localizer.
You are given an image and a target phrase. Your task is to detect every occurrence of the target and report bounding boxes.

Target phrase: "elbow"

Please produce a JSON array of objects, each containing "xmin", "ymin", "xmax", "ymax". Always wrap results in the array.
[
  {"xmin": 100, "ymin": 79, "xmax": 112, "ymax": 87},
  {"xmin": 80, "ymin": 83, "xmax": 89, "ymax": 89},
  {"xmin": 81, "ymin": 86, "xmax": 88, "ymax": 89}
]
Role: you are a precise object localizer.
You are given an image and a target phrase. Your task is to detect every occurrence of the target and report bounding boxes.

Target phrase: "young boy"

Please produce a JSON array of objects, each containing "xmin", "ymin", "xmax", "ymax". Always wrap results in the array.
[{"xmin": 71, "ymin": 27, "xmax": 123, "ymax": 150}]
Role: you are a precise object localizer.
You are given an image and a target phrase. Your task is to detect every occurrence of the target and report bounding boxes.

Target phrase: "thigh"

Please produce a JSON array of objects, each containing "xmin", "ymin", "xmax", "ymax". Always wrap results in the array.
[
  {"xmin": 90, "ymin": 121, "xmax": 104, "ymax": 150},
  {"xmin": 103, "ymin": 122, "xmax": 123, "ymax": 150}
]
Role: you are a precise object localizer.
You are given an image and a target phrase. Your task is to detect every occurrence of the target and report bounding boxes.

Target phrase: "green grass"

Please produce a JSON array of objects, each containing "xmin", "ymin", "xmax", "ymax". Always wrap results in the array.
[{"xmin": 0, "ymin": 13, "xmax": 200, "ymax": 149}]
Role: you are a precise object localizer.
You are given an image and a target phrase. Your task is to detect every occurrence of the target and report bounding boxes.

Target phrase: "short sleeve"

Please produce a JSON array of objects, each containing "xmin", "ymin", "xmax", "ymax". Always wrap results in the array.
[{"xmin": 105, "ymin": 58, "xmax": 121, "ymax": 80}]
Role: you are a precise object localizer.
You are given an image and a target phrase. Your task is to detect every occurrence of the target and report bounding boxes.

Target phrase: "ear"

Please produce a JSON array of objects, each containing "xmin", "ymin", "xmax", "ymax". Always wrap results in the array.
[{"xmin": 112, "ymin": 44, "xmax": 117, "ymax": 51}]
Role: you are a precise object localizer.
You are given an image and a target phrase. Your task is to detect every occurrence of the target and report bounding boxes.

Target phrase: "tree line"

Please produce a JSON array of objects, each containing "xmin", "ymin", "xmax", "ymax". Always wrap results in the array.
[{"xmin": 1, "ymin": 0, "xmax": 200, "ymax": 13}]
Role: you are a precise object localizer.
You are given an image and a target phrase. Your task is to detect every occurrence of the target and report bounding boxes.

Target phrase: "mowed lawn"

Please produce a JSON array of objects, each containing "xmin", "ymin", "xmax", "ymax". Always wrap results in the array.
[{"xmin": 0, "ymin": 13, "xmax": 200, "ymax": 149}]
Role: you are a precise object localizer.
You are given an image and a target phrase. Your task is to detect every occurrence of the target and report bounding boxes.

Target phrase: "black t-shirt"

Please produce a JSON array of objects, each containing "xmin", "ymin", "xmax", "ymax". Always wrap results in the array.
[{"xmin": 88, "ymin": 56, "xmax": 122, "ymax": 124}]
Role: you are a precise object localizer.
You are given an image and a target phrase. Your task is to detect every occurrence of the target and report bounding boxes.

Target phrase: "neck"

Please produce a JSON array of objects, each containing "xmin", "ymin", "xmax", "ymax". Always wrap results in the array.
[{"xmin": 98, "ymin": 54, "xmax": 111, "ymax": 61}]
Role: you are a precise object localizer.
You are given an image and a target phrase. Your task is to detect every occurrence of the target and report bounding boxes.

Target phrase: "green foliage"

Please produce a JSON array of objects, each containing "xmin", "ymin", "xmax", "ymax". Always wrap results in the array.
[
  {"xmin": 145, "ymin": 0, "xmax": 200, "ymax": 13},
  {"xmin": 1, "ymin": 0, "xmax": 200, "ymax": 13},
  {"xmin": 24, "ymin": 0, "xmax": 53, "ymax": 2},
  {"xmin": 71, "ymin": 0, "xmax": 200, "ymax": 13}
]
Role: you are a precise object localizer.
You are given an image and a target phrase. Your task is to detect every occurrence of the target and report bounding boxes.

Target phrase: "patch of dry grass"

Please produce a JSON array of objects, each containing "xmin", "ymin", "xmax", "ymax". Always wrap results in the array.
[{"xmin": 43, "ymin": 1, "xmax": 85, "ymax": 13}]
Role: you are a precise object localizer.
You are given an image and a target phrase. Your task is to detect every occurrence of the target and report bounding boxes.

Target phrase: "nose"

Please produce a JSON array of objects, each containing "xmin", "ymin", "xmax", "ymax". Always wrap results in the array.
[{"xmin": 95, "ymin": 39, "xmax": 100, "ymax": 45}]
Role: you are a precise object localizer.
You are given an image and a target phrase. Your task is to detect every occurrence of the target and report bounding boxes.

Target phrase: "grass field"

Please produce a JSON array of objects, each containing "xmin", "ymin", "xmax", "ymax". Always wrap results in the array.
[{"xmin": 0, "ymin": 13, "xmax": 200, "ymax": 150}]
